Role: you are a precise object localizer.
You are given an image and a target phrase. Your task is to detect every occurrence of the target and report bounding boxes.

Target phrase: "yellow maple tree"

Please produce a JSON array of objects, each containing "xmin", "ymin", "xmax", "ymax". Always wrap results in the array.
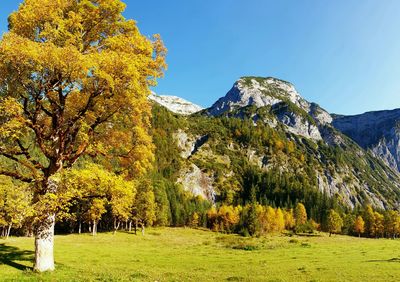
[{"xmin": 0, "ymin": 0, "xmax": 166, "ymax": 272}]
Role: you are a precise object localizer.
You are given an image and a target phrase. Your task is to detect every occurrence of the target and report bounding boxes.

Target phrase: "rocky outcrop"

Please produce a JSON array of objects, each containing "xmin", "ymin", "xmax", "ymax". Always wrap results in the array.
[
  {"xmin": 174, "ymin": 129, "xmax": 209, "ymax": 159},
  {"xmin": 272, "ymin": 102, "xmax": 322, "ymax": 140},
  {"xmin": 177, "ymin": 164, "xmax": 216, "ymax": 202}
]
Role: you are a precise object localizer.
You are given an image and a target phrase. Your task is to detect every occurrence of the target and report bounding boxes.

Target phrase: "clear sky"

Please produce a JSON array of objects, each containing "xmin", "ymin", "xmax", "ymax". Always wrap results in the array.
[{"xmin": 2, "ymin": 0, "xmax": 400, "ymax": 115}]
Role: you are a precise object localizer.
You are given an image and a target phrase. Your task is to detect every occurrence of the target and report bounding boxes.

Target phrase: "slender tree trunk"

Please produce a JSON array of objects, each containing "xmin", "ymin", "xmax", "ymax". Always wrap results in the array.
[
  {"xmin": 78, "ymin": 221, "xmax": 81, "ymax": 234},
  {"xmin": 134, "ymin": 219, "xmax": 138, "ymax": 235},
  {"xmin": 113, "ymin": 220, "xmax": 120, "ymax": 235},
  {"xmin": 141, "ymin": 223, "xmax": 145, "ymax": 236},
  {"xmin": 129, "ymin": 221, "xmax": 132, "ymax": 232},
  {"xmin": 6, "ymin": 224, "xmax": 12, "ymax": 239},
  {"xmin": 92, "ymin": 220, "xmax": 97, "ymax": 236},
  {"xmin": 34, "ymin": 213, "xmax": 56, "ymax": 272}
]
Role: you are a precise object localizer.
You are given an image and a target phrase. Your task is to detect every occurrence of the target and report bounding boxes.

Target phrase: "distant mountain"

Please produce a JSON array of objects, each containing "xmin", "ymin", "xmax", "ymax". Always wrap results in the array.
[
  {"xmin": 333, "ymin": 109, "xmax": 400, "ymax": 172},
  {"xmin": 150, "ymin": 77, "xmax": 400, "ymax": 210},
  {"xmin": 149, "ymin": 92, "xmax": 203, "ymax": 115}
]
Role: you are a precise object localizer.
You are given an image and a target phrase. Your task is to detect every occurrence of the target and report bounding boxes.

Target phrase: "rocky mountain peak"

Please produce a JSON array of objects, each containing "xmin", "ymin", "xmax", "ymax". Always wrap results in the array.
[
  {"xmin": 149, "ymin": 92, "xmax": 203, "ymax": 115},
  {"xmin": 206, "ymin": 76, "xmax": 311, "ymax": 116}
]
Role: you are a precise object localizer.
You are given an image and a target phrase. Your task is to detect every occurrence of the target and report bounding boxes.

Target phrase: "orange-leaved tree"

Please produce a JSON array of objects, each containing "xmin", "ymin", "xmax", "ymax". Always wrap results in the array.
[{"xmin": 0, "ymin": 0, "xmax": 166, "ymax": 272}]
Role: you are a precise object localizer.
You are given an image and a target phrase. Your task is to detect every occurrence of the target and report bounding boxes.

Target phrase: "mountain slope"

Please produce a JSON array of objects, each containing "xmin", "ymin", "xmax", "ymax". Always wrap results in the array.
[
  {"xmin": 151, "ymin": 77, "xmax": 400, "ymax": 211},
  {"xmin": 333, "ymin": 109, "xmax": 400, "ymax": 173}
]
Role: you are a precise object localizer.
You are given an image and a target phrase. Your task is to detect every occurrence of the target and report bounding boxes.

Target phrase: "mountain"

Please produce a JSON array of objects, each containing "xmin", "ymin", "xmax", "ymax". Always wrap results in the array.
[
  {"xmin": 207, "ymin": 77, "xmax": 332, "ymax": 124},
  {"xmin": 150, "ymin": 77, "xmax": 400, "ymax": 211},
  {"xmin": 333, "ymin": 109, "xmax": 400, "ymax": 172},
  {"xmin": 149, "ymin": 92, "xmax": 203, "ymax": 115}
]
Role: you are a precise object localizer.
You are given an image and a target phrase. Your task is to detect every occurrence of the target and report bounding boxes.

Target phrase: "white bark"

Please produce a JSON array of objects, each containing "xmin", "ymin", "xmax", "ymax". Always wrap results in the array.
[
  {"xmin": 6, "ymin": 224, "xmax": 12, "ymax": 239},
  {"xmin": 92, "ymin": 220, "xmax": 97, "ymax": 236},
  {"xmin": 34, "ymin": 214, "xmax": 55, "ymax": 272}
]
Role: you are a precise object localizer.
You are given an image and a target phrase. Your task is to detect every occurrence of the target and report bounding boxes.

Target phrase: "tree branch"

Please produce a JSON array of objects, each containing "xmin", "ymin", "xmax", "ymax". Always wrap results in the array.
[{"xmin": 0, "ymin": 169, "xmax": 34, "ymax": 183}]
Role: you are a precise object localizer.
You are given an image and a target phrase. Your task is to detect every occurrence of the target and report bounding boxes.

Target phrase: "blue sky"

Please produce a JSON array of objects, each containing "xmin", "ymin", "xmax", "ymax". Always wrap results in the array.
[{"xmin": 2, "ymin": 1, "xmax": 400, "ymax": 115}]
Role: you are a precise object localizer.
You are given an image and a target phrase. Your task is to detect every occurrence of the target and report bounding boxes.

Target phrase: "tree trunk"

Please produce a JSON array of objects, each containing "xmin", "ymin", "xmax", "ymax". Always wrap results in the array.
[
  {"xmin": 92, "ymin": 220, "xmax": 97, "ymax": 236},
  {"xmin": 113, "ymin": 218, "xmax": 119, "ymax": 235},
  {"xmin": 134, "ymin": 219, "xmax": 138, "ymax": 235},
  {"xmin": 141, "ymin": 223, "xmax": 145, "ymax": 236},
  {"xmin": 78, "ymin": 221, "xmax": 81, "ymax": 234},
  {"xmin": 129, "ymin": 221, "xmax": 132, "ymax": 232},
  {"xmin": 34, "ymin": 213, "xmax": 56, "ymax": 272},
  {"xmin": 6, "ymin": 224, "xmax": 12, "ymax": 239}
]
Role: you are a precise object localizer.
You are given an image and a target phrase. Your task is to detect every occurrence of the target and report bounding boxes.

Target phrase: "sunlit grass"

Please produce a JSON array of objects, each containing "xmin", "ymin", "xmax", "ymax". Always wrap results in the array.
[{"xmin": 1, "ymin": 228, "xmax": 400, "ymax": 281}]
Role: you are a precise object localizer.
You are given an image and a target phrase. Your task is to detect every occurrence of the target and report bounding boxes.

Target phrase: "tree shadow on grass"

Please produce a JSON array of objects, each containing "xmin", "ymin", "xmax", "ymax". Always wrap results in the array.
[
  {"xmin": 0, "ymin": 243, "xmax": 34, "ymax": 271},
  {"xmin": 366, "ymin": 258, "xmax": 400, "ymax": 263}
]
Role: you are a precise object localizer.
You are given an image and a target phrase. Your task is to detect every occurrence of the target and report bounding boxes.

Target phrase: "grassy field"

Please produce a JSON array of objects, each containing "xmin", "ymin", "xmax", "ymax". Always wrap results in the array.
[{"xmin": 0, "ymin": 228, "xmax": 399, "ymax": 281}]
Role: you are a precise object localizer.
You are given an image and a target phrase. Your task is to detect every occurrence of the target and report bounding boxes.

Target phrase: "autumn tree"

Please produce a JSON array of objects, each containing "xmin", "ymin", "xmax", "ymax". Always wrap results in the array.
[
  {"xmin": 354, "ymin": 216, "xmax": 365, "ymax": 237},
  {"xmin": 134, "ymin": 180, "xmax": 156, "ymax": 235},
  {"xmin": 190, "ymin": 212, "xmax": 200, "ymax": 228},
  {"xmin": 60, "ymin": 163, "xmax": 135, "ymax": 235},
  {"xmin": 363, "ymin": 205, "xmax": 375, "ymax": 237},
  {"xmin": 283, "ymin": 209, "xmax": 295, "ymax": 230},
  {"xmin": 373, "ymin": 211, "xmax": 384, "ymax": 238},
  {"xmin": 294, "ymin": 203, "xmax": 307, "ymax": 226},
  {"xmin": 3, "ymin": 187, "xmax": 33, "ymax": 239},
  {"xmin": 0, "ymin": 176, "xmax": 33, "ymax": 238},
  {"xmin": 275, "ymin": 208, "xmax": 285, "ymax": 233},
  {"xmin": 384, "ymin": 210, "xmax": 399, "ymax": 239},
  {"xmin": 0, "ymin": 0, "xmax": 165, "ymax": 272},
  {"xmin": 85, "ymin": 198, "xmax": 107, "ymax": 236},
  {"xmin": 342, "ymin": 214, "xmax": 356, "ymax": 235},
  {"xmin": 327, "ymin": 209, "xmax": 343, "ymax": 236}
]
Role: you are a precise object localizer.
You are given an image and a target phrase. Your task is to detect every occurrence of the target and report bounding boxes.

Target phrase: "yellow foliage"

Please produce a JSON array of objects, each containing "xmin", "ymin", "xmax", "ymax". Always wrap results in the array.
[
  {"xmin": 283, "ymin": 208, "xmax": 295, "ymax": 230},
  {"xmin": 0, "ymin": 0, "xmax": 166, "ymax": 185},
  {"xmin": 294, "ymin": 203, "xmax": 307, "ymax": 226},
  {"xmin": 354, "ymin": 215, "xmax": 365, "ymax": 236}
]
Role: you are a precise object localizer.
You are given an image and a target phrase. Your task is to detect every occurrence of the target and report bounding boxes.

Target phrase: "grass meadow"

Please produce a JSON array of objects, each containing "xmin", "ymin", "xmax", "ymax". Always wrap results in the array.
[{"xmin": 0, "ymin": 228, "xmax": 399, "ymax": 281}]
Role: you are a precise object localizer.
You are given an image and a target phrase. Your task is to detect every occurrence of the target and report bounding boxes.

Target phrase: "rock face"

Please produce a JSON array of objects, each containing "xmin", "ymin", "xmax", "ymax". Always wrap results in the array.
[
  {"xmin": 177, "ymin": 164, "xmax": 216, "ymax": 202},
  {"xmin": 174, "ymin": 129, "xmax": 209, "ymax": 159},
  {"xmin": 271, "ymin": 102, "xmax": 322, "ymax": 140},
  {"xmin": 149, "ymin": 92, "xmax": 203, "ymax": 115},
  {"xmin": 333, "ymin": 109, "xmax": 400, "ymax": 172}
]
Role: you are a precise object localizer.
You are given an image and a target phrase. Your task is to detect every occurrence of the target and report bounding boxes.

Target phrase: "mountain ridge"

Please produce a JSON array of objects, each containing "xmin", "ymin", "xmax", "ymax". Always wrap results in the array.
[{"xmin": 151, "ymin": 76, "xmax": 400, "ymax": 210}]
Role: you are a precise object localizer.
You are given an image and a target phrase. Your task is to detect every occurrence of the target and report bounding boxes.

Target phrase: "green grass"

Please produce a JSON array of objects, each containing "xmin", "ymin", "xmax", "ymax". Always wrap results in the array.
[{"xmin": 1, "ymin": 228, "xmax": 400, "ymax": 281}]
